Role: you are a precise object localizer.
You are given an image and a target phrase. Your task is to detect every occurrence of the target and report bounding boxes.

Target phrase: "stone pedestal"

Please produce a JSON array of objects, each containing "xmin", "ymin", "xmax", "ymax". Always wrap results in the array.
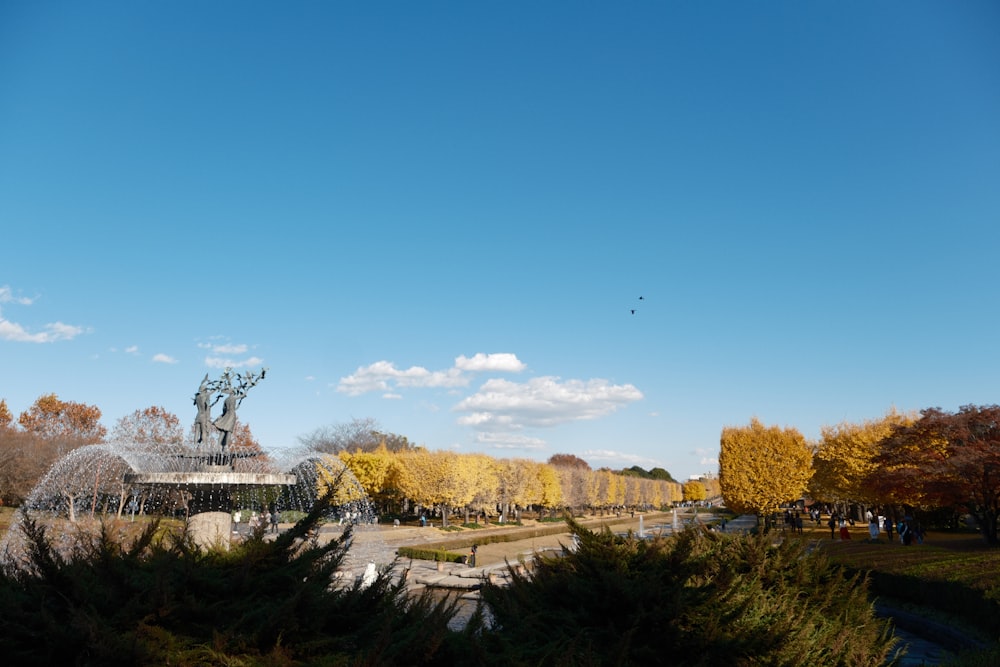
[{"xmin": 188, "ymin": 511, "xmax": 233, "ymax": 551}]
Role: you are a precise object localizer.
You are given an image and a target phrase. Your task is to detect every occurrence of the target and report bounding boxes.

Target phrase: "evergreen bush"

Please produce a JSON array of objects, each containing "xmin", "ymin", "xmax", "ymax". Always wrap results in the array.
[
  {"xmin": 0, "ymin": 491, "xmax": 460, "ymax": 666},
  {"xmin": 473, "ymin": 519, "xmax": 901, "ymax": 666}
]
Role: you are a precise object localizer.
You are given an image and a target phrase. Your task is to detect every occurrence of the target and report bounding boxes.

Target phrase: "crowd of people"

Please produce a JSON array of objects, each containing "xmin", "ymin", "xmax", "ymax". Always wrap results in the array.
[
  {"xmin": 819, "ymin": 506, "xmax": 925, "ymax": 544},
  {"xmin": 232, "ymin": 508, "xmax": 281, "ymax": 535}
]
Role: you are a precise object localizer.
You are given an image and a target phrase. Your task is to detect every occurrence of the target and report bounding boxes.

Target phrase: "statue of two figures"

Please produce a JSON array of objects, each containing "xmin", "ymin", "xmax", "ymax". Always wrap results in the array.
[{"xmin": 193, "ymin": 368, "xmax": 267, "ymax": 453}]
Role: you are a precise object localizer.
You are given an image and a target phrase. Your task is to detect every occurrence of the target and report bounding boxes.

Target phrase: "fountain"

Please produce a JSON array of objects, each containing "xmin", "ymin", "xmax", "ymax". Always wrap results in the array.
[
  {"xmin": 1, "ymin": 370, "xmax": 391, "ymax": 579},
  {"xmin": 113, "ymin": 368, "xmax": 296, "ymax": 548}
]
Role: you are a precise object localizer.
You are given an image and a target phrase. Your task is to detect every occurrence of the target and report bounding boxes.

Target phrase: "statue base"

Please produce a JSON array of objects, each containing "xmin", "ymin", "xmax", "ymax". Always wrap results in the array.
[{"xmin": 188, "ymin": 511, "xmax": 234, "ymax": 551}]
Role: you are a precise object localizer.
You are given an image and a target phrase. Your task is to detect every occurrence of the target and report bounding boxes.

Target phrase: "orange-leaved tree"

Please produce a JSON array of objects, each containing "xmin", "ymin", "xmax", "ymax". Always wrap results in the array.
[
  {"xmin": 18, "ymin": 393, "xmax": 106, "ymax": 445},
  {"xmin": 874, "ymin": 405, "xmax": 1000, "ymax": 545}
]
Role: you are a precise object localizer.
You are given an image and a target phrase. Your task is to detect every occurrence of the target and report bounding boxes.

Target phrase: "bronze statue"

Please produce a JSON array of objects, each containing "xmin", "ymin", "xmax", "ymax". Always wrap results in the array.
[
  {"xmin": 193, "ymin": 368, "xmax": 267, "ymax": 450},
  {"xmin": 193, "ymin": 374, "xmax": 218, "ymax": 444}
]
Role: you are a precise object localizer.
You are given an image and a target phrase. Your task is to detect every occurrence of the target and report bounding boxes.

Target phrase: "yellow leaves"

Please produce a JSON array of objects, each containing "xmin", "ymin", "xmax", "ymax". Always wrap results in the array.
[
  {"xmin": 315, "ymin": 455, "xmax": 367, "ymax": 504},
  {"xmin": 683, "ymin": 480, "xmax": 707, "ymax": 502},
  {"xmin": 393, "ymin": 449, "xmax": 483, "ymax": 509},
  {"xmin": 320, "ymin": 447, "xmax": 677, "ymax": 514},
  {"xmin": 339, "ymin": 446, "xmax": 393, "ymax": 498},
  {"xmin": 720, "ymin": 418, "xmax": 813, "ymax": 516},
  {"xmin": 810, "ymin": 409, "xmax": 917, "ymax": 504},
  {"xmin": 536, "ymin": 462, "xmax": 563, "ymax": 508}
]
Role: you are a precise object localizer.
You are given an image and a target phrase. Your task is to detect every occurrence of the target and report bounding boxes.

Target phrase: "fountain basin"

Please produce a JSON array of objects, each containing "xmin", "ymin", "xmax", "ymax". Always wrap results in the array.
[{"xmin": 125, "ymin": 472, "xmax": 297, "ymax": 488}]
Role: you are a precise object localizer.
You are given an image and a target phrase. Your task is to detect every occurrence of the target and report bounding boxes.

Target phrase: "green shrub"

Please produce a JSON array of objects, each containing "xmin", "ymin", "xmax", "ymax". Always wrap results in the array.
[
  {"xmin": 0, "ymin": 491, "xmax": 461, "ymax": 665},
  {"xmin": 396, "ymin": 546, "xmax": 468, "ymax": 563},
  {"xmin": 473, "ymin": 520, "xmax": 901, "ymax": 666}
]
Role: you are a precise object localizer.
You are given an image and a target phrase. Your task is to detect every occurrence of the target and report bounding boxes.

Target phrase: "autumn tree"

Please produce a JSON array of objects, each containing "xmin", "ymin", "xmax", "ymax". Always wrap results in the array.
[
  {"xmin": 874, "ymin": 405, "xmax": 1000, "ymax": 545},
  {"xmin": 314, "ymin": 455, "xmax": 369, "ymax": 506},
  {"xmin": 591, "ymin": 469, "xmax": 626, "ymax": 509},
  {"xmin": 553, "ymin": 463, "xmax": 590, "ymax": 511},
  {"xmin": 719, "ymin": 418, "xmax": 813, "ymax": 523},
  {"xmin": 0, "ymin": 395, "xmax": 107, "ymax": 506},
  {"xmin": 110, "ymin": 406, "xmax": 184, "ymax": 449},
  {"xmin": 394, "ymin": 450, "xmax": 478, "ymax": 527},
  {"xmin": 547, "ymin": 453, "xmax": 591, "ymax": 470},
  {"xmin": 622, "ymin": 474, "xmax": 641, "ymax": 507},
  {"xmin": 105, "ymin": 407, "xmax": 185, "ymax": 516},
  {"xmin": 535, "ymin": 462, "xmax": 563, "ymax": 515},
  {"xmin": 18, "ymin": 394, "xmax": 106, "ymax": 447},
  {"xmin": 699, "ymin": 475, "xmax": 721, "ymax": 501},
  {"xmin": 683, "ymin": 480, "xmax": 707, "ymax": 503},
  {"xmin": 0, "ymin": 428, "xmax": 45, "ymax": 505},
  {"xmin": 463, "ymin": 453, "xmax": 501, "ymax": 522},
  {"xmin": 300, "ymin": 417, "xmax": 413, "ymax": 454},
  {"xmin": 495, "ymin": 458, "xmax": 538, "ymax": 521},
  {"xmin": 0, "ymin": 399, "xmax": 12, "ymax": 429},
  {"xmin": 810, "ymin": 409, "xmax": 914, "ymax": 513},
  {"xmin": 339, "ymin": 445, "xmax": 398, "ymax": 512}
]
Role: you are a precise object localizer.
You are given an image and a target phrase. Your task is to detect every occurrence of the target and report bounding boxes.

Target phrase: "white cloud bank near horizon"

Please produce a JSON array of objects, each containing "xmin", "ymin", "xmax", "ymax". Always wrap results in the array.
[{"xmin": 338, "ymin": 353, "xmax": 644, "ymax": 451}]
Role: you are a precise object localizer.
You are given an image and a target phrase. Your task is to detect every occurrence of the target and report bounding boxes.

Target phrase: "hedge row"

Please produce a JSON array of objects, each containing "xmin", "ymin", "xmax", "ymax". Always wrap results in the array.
[{"xmin": 396, "ymin": 512, "xmax": 674, "ymax": 561}]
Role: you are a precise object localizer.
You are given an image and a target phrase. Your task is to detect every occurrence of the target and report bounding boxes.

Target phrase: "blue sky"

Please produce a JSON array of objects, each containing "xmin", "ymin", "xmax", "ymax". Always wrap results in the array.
[{"xmin": 2, "ymin": 2, "xmax": 998, "ymax": 481}]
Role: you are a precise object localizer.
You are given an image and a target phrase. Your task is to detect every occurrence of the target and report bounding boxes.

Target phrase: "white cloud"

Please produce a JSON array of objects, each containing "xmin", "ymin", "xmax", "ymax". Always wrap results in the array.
[
  {"xmin": 475, "ymin": 432, "xmax": 547, "ymax": 449},
  {"xmin": 337, "ymin": 360, "xmax": 468, "ymax": 396},
  {"xmin": 0, "ymin": 286, "xmax": 33, "ymax": 305},
  {"xmin": 455, "ymin": 353, "xmax": 526, "ymax": 372},
  {"xmin": 205, "ymin": 355, "xmax": 264, "ymax": 369},
  {"xmin": 153, "ymin": 353, "xmax": 178, "ymax": 364},
  {"xmin": 337, "ymin": 352, "xmax": 527, "ymax": 397},
  {"xmin": 583, "ymin": 449, "xmax": 662, "ymax": 468},
  {"xmin": 196, "ymin": 339, "xmax": 261, "ymax": 369},
  {"xmin": 212, "ymin": 343, "xmax": 248, "ymax": 355},
  {"xmin": 0, "ymin": 318, "xmax": 84, "ymax": 343},
  {"xmin": 0, "ymin": 286, "xmax": 85, "ymax": 343},
  {"xmin": 454, "ymin": 376, "xmax": 643, "ymax": 430},
  {"xmin": 125, "ymin": 345, "xmax": 139, "ymax": 355}
]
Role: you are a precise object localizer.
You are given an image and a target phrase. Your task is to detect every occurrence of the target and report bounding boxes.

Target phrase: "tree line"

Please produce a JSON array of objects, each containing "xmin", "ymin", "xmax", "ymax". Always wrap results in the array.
[
  {"xmin": 0, "ymin": 397, "xmax": 693, "ymax": 517},
  {"xmin": 321, "ymin": 446, "xmax": 688, "ymax": 526},
  {"xmin": 719, "ymin": 405, "xmax": 1000, "ymax": 544}
]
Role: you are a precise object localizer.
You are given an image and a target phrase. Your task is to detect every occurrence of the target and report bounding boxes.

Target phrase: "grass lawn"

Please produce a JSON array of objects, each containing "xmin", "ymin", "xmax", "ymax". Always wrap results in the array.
[
  {"xmin": 793, "ymin": 518, "xmax": 1000, "ymax": 595},
  {"xmin": 782, "ymin": 515, "xmax": 1000, "ymax": 648}
]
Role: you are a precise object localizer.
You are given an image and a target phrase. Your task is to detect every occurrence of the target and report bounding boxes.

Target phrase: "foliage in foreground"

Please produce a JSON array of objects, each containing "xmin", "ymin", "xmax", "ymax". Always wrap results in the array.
[
  {"xmin": 1, "ymin": 503, "xmax": 911, "ymax": 666},
  {"xmin": 0, "ymin": 492, "xmax": 462, "ymax": 666},
  {"xmin": 475, "ymin": 520, "xmax": 901, "ymax": 666}
]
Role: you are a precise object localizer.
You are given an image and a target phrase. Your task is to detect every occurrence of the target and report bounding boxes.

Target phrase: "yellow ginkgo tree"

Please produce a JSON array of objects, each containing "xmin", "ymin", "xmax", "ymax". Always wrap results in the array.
[{"xmin": 719, "ymin": 417, "xmax": 813, "ymax": 525}]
